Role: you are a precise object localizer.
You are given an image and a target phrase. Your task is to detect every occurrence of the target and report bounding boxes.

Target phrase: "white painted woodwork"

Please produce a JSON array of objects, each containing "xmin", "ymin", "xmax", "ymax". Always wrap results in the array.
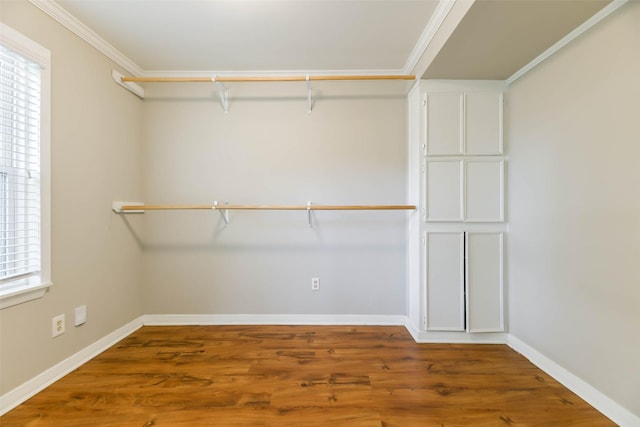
[
  {"xmin": 426, "ymin": 232, "xmax": 465, "ymax": 331},
  {"xmin": 406, "ymin": 84, "xmax": 422, "ymax": 329},
  {"xmin": 465, "ymin": 92, "xmax": 503, "ymax": 155},
  {"xmin": 466, "ymin": 232, "xmax": 504, "ymax": 332},
  {"xmin": 412, "ymin": 80, "xmax": 506, "ymax": 339},
  {"xmin": 465, "ymin": 159, "xmax": 504, "ymax": 222},
  {"xmin": 425, "ymin": 159, "xmax": 463, "ymax": 221},
  {"xmin": 425, "ymin": 93, "xmax": 463, "ymax": 155}
]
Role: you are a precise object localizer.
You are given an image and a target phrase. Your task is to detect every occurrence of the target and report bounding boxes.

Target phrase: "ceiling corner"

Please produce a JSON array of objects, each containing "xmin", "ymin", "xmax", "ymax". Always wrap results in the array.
[{"xmin": 28, "ymin": 0, "xmax": 144, "ymax": 76}]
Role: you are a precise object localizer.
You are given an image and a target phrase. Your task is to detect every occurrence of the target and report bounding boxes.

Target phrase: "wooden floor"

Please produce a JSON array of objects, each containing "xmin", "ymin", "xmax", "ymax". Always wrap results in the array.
[{"xmin": 2, "ymin": 325, "xmax": 614, "ymax": 426}]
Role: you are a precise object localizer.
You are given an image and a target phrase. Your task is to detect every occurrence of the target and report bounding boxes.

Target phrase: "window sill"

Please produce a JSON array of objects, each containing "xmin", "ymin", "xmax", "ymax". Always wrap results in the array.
[{"xmin": 0, "ymin": 278, "xmax": 52, "ymax": 309}]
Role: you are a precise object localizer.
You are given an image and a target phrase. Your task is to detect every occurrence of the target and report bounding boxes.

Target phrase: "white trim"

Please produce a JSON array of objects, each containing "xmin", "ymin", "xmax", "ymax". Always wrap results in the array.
[
  {"xmin": 0, "ymin": 317, "xmax": 143, "ymax": 416},
  {"xmin": 0, "ymin": 281, "xmax": 51, "ymax": 309},
  {"xmin": 111, "ymin": 70, "xmax": 145, "ymax": 98},
  {"xmin": 414, "ymin": 330, "xmax": 507, "ymax": 344},
  {"xmin": 403, "ymin": 0, "xmax": 457, "ymax": 75},
  {"xmin": 506, "ymin": 0, "xmax": 629, "ymax": 85},
  {"xmin": 142, "ymin": 313, "xmax": 407, "ymax": 326},
  {"xmin": 507, "ymin": 334, "xmax": 638, "ymax": 426},
  {"xmin": 0, "ymin": 22, "xmax": 50, "ymax": 67},
  {"xmin": 27, "ymin": 0, "xmax": 143, "ymax": 76},
  {"xmin": 0, "ymin": 23, "xmax": 52, "ymax": 310}
]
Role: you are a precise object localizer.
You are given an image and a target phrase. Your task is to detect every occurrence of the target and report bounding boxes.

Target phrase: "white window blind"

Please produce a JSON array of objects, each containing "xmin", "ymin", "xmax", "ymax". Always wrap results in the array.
[{"xmin": 0, "ymin": 44, "xmax": 41, "ymax": 284}]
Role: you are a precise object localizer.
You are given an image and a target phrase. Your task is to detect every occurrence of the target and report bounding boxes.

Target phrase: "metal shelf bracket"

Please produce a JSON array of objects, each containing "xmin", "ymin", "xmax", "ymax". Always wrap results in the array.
[{"xmin": 212, "ymin": 76, "xmax": 229, "ymax": 113}]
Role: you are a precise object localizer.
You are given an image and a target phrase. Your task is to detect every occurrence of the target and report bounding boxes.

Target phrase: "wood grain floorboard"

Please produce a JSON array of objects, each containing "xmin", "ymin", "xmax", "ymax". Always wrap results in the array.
[{"xmin": 1, "ymin": 325, "xmax": 615, "ymax": 426}]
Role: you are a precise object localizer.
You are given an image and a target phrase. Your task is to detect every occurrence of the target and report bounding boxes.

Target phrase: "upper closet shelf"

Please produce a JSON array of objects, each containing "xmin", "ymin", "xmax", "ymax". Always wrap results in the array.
[
  {"xmin": 111, "ymin": 70, "xmax": 415, "ymax": 112},
  {"xmin": 112, "ymin": 201, "xmax": 416, "ymax": 227}
]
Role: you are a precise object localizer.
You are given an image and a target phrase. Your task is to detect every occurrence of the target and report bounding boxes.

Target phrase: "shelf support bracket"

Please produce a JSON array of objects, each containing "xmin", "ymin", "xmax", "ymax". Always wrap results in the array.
[
  {"xmin": 307, "ymin": 201, "xmax": 313, "ymax": 227},
  {"xmin": 212, "ymin": 76, "xmax": 229, "ymax": 113},
  {"xmin": 306, "ymin": 74, "xmax": 312, "ymax": 113},
  {"xmin": 213, "ymin": 201, "xmax": 229, "ymax": 224}
]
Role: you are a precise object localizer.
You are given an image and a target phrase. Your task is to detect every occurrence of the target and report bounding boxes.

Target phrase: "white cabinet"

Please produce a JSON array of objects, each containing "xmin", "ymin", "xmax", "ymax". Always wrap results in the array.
[
  {"xmin": 425, "ymin": 158, "xmax": 504, "ymax": 222},
  {"xmin": 425, "ymin": 159, "xmax": 463, "ymax": 221},
  {"xmin": 406, "ymin": 80, "xmax": 507, "ymax": 340},
  {"xmin": 466, "ymin": 232, "xmax": 504, "ymax": 332},
  {"xmin": 464, "ymin": 158, "xmax": 504, "ymax": 222},
  {"xmin": 465, "ymin": 92, "xmax": 503, "ymax": 155},
  {"xmin": 425, "ymin": 93, "xmax": 464, "ymax": 155},
  {"xmin": 425, "ymin": 90, "xmax": 503, "ymax": 156},
  {"xmin": 425, "ymin": 232, "xmax": 465, "ymax": 331},
  {"xmin": 425, "ymin": 232, "xmax": 504, "ymax": 332}
]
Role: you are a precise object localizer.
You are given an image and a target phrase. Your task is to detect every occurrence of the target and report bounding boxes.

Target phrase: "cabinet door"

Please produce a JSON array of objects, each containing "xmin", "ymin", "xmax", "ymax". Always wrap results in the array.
[
  {"xmin": 426, "ymin": 232, "xmax": 465, "ymax": 331},
  {"xmin": 465, "ymin": 92, "xmax": 503, "ymax": 155},
  {"xmin": 425, "ymin": 159, "xmax": 463, "ymax": 221},
  {"xmin": 425, "ymin": 93, "xmax": 463, "ymax": 155},
  {"xmin": 465, "ymin": 159, "xmax": 504, "ymax": 222},
  {"xmin": 466, "ymin": 232, "xmax": 504, "ymax": 332}
]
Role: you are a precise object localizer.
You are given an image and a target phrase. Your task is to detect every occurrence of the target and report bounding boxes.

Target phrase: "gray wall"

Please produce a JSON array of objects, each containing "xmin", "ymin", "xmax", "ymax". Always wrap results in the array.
[
  {"xmin": 506, "ymin": 1, "xmax": 640, "ymax": 416},
  {"xmin": 138, "ymin": 82, "xmax": 409, "ymax": 315},
  {"xmin": 0, "ymin": 0, "xmax": 144, "ymax": 393}
]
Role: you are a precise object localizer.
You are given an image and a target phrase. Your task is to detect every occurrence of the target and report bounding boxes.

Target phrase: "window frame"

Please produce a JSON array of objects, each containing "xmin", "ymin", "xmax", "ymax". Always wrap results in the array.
[{"xmin": 0, "ymin": 23, "xmax": 51, "ymax": 309}]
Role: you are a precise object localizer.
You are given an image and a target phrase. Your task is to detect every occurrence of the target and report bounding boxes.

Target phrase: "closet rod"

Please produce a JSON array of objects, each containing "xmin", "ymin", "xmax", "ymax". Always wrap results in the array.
[
  {"xmin": 119, "ymin": 204, "xmax": 416, "ymax": 211},
  {"xmin": 121, "ymin": 75, "xmax": 415, "ymax": 83}
]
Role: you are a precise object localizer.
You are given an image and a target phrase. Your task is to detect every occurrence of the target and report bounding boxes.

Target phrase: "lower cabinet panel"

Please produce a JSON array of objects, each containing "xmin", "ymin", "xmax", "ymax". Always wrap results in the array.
[
  {"xmin": 466, "ymin": 232, "xmax": 504, "ymax": 332},
  {"xmin": 426, "ymin": 232, "xmax": 465, "ymax": 331},
  {"xmin": 425, "ymin": 231, "xmax": 504, "ymax": 333}
]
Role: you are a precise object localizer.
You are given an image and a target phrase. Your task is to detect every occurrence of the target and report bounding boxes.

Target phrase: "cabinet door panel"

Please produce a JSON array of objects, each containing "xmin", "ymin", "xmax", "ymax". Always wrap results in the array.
[
  {"xmin": 426, "ymin": 232, "xmax": 465, "ymax": 331},
  {"xmin": 465, "ymin": 159, "xmax": 504, "ymax": 222},
  {"xmin": 466, "ymin": 232, "xmax": 504, "ymax": 332},
  {"xmin": 426, "ymin": 159, "xmax": 463, "ymax": 221},
  {"xmin": 426, "ymin": 93, "xmax": 463, "ymax": 155},
  {"xmin": 465, "ymin": 92, "xmax": 503, "ymax": 155}
]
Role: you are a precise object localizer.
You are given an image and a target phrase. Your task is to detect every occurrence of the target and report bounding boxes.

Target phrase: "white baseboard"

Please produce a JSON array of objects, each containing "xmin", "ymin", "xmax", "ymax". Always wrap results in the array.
[
  {"xmin": 507, "ymin": 334, "xmax": 639, "ymax": 427},
  {"xmin": 413, "ymin": 331, "xmax": 507, "ymax": 344},
  {"xmin": 0, "ymin": 316, "xmax": 144, "ymax": 416},
  {"xmin": 142, "ymin": 313, "xmax": 408, "ymax": 327}
]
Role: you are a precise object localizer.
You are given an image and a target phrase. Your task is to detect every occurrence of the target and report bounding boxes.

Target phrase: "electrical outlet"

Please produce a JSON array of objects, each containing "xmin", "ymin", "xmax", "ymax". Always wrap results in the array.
[
  {"xmin": 52, "ymin": 314, "xmax": 65, "ymax": 338},
  {"xmin": 311, "ymin": 277, "xmax": 320, "ymax": 291}
]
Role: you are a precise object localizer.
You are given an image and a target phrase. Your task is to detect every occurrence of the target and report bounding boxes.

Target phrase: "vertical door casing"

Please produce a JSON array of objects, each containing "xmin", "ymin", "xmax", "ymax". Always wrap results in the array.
[
  {"xmin": 466, "ymin": 232, "xmax": 504, "ymax": 332},
  {"xmin": 425, "ymin": 232, "xmax": 465, "ymax": 331}
]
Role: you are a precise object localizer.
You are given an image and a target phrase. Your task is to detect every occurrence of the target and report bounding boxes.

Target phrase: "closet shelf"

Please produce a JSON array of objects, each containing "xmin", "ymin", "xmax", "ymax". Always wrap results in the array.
[
  {"xmin": 113, "ymin": 203, "xmax": 416, "ymax": 212},
  {"xmin": 112, "ymin": 201, "xmax": 416, "ymax": 227},
  {"xmin": 120, "ymin": 75, "xmax": 416, "ymax": 83},
  {"xmin": 113, "ymin": 70, "xmax": 415, "ymax": 111}
]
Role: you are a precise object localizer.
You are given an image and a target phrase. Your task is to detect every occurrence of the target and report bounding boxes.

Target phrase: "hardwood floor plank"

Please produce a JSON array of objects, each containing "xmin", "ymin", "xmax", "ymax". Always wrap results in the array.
[{"xmin": 1, "ymin": 325, "xmax": 614, "ymax": 426}]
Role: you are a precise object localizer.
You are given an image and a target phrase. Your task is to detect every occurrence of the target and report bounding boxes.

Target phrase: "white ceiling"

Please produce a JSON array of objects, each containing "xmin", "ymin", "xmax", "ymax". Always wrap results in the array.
[
  {"xmin": 56, "ymin": 0, "xmax": 438, "ymax": 73},
  {"xmin": 51, "ymin": 0, "xmax": 614, "ymax": 79}
]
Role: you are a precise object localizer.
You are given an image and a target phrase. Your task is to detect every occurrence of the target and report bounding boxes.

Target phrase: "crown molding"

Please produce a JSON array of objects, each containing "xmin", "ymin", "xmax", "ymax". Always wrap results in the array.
[
  {"xmin": 506, "ymin": 0, "xmax": 629, "ymax": 85},
  {"xmin": 402, "ymin": 0, "xmax": 458, "ymax": 76},
  {"xmin": 28, "ymin": 0, "xmax": 143, "ymax": 77}
]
